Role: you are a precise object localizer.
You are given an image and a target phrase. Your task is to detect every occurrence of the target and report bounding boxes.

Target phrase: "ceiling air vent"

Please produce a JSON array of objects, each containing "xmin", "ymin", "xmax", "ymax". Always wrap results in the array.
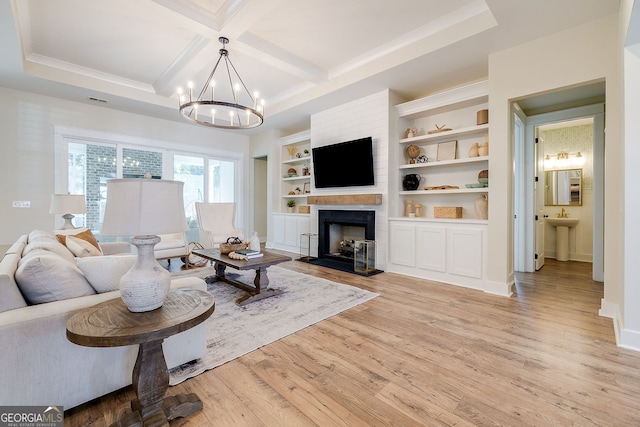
[{"xmin": 88, "ymin": 96, "xmax": 108, "ymax": 103}]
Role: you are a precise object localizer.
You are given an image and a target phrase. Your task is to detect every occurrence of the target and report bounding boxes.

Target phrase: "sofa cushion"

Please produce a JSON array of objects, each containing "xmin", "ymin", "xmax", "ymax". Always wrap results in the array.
[
  {"xmin": 76, "ymin": 254, "xmax": 137, "ymax": 293},
  {"xmin": 23, "ymin": 236, "xmax": 76, "ymax": 264},
  {"xmin": 28, "ymin": 229, "xmax": 58, "ymax": 242},
  {"xmin": 56, "ymin": 228, "xmax": 103, "ymax": 257},
  {"xmin": 15, "ymin": 249, "xmax": 96, "ymax": 304}
]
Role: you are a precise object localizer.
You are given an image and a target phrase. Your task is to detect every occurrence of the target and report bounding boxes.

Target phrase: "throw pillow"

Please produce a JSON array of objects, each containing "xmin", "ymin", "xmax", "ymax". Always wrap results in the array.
[
  {"xmin": 15, "ymin": 250, "xmax": 96, "ymax": 304},
  {"xmin": 56, "ymin": 228, "xmax": 103, "ymax": 256},
  {"xmin": 76, "ymin": 254, "xmax": 137, "ymax": 293},
  {"xmin": 65, "ymin": 235, "xmax": 102, "ymax": 257}
]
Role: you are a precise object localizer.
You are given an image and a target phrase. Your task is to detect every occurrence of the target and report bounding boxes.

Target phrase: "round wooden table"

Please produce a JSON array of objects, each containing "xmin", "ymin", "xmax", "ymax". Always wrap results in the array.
[{"xmin": 67, "ymin": 288, "xmax": 215, "ymax": 427}]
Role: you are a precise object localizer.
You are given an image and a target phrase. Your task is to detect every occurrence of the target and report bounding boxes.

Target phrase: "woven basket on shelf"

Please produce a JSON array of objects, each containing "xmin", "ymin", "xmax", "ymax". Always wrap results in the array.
[{"xmin": 434, "ymin": 206, "xmax": 462, "ymax": 219}]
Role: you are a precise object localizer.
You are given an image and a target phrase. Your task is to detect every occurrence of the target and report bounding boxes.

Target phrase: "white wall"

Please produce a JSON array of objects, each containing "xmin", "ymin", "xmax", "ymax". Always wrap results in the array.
[
  {"xmin": 621, "ymin": 0, "xmax": 640, "ymax": 350},
  {"xmin": 488, "ymin": 14, "xmax": 622, "ymax": 330},
  {"xmin": 249, "ymin": 128, "xmax": 280, "ymax": 249},
  {"xmin": 0, "ymin": 87, "xmax": 250, "ymax": 245},
  {"xmin": 309, "ymin": 89, "xmax": 393, "ymax": 270}
]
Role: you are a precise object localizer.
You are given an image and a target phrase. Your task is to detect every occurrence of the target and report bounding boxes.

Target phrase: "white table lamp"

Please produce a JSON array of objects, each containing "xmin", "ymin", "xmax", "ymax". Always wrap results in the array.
[
  {"xmin": 49, "ymin": 194, "xmax": 86, "ymax": 229},
  {"xmin": 101, "ymin": 179, "xmax": 188, "ymax": 312}
]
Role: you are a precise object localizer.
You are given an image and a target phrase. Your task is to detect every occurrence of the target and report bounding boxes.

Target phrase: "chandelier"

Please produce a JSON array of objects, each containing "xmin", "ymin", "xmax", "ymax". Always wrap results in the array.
[{"xmin": 178, "ymin": 37, "xmax": 264, "ymax": 130}]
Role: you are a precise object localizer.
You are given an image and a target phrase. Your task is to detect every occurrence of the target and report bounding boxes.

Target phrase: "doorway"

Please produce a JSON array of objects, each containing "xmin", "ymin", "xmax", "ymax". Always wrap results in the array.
[
  {"xmin": 512, "ymin": 82, "xmax": 605, "ymax": 282},
  {"xmin": 252, "ymin": 156, "xmax": 268, "ymax": 242}
]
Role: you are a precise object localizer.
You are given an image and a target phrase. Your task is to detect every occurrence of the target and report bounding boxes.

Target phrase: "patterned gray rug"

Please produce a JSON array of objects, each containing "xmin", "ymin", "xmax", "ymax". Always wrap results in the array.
[{"xmin": 168, "ymin": 265, "xmax": 378, "ymax": 385}]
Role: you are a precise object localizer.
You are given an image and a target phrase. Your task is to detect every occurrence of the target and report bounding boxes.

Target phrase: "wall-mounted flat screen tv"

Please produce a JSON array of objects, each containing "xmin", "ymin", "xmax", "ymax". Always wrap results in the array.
[{"xmin": 312, "ymin": 137, "xmax": 375, "ymax": 188}]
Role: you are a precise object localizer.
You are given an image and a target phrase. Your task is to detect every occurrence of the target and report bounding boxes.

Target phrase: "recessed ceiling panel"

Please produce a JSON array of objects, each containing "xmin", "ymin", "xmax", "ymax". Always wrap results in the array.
[
  {"xmin": 249, "ymin": 0, "xmax": 476, "ymax": 71},
  {"xmin": 28, "ymin": 0, "xmax": 198, "ymax": 84}
]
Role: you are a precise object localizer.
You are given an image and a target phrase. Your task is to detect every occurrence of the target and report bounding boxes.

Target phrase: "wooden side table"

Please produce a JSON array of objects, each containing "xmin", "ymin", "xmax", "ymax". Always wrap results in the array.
[{"xmin": 67, "ymin": 289, "xmax": 215, "ymax": 427}]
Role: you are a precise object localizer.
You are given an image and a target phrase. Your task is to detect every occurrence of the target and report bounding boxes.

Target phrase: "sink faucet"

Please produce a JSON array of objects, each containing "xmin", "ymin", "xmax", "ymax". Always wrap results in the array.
[{"xmin": 557, "ymin": 208, "xmax": 568, "ymax": 218}]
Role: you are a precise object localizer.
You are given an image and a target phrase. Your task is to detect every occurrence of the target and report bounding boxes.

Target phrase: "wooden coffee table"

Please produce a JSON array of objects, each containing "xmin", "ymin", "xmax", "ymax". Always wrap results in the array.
[
  {"xmin": 66, "ymin": 289, "xmax": 215, "ymax": 427},
  {"xmin": 192, "ymin": 248, "xmax": 292, "ymax": 306}
]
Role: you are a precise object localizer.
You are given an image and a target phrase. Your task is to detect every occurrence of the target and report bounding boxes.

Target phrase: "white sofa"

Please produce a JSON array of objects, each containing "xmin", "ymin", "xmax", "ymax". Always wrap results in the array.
[{"xmin": 0, "ymin": 230, "xmax": 208, "ymax": 410}]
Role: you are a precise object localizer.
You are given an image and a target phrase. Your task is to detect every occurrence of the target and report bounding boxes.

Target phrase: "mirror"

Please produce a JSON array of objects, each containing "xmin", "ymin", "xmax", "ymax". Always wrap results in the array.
[{"xmin": 545, "ymin": 169, "xmax": 582, "ymax": 206}]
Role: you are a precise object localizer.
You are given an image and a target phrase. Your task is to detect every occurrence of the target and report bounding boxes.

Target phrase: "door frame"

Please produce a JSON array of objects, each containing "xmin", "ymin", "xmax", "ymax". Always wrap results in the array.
[{"xmin": 514, "ymin": 103, "xmax": 604, "ymax": 279}]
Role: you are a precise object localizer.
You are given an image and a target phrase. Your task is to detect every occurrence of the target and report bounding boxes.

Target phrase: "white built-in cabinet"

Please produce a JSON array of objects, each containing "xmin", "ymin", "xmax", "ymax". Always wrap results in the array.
[
  {"xmin": 272, "ymin": 130, "xmax": 311, "ymax": 253},
  {"xmin": 388, "ymin": 81, "xmax": 491, "ymax": 291},
  {"xmin": 272, "ymin": 214, "xmax": 310, "ymax": 253}
]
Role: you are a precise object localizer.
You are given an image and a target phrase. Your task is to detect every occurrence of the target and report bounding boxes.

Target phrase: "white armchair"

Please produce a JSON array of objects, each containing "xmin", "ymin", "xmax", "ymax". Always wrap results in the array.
[
  {"xmin": 195, "ymin": 202, "xmax": 244, "ymax": 249},
  {"xmin": 154, "ymin": 233, "xmax": 189, "ymax": 261}
]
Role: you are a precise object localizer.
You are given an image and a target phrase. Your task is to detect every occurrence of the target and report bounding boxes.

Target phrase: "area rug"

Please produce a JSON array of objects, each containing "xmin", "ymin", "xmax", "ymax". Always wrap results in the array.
[{"xmin": 168, "ymin": 265, "xmax": 379, "ymax": 385}]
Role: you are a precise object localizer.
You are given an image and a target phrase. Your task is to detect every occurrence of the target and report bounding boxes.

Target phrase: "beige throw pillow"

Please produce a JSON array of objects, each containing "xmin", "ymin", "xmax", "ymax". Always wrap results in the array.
[
  {"xmin": 66, "ymin": 235, "xmax": 102, "ymax": 257},
  {"xmin": 56, "ymin": 228, "xmax": 103, "ymax": 257},
  {"xmin": 76, "ymin": 254, "xmax": 137, "ymax": 293}
]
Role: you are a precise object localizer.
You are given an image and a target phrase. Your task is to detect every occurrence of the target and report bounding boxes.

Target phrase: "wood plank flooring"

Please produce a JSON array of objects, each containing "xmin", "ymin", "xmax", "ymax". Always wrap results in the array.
[{"xmin": 64, "ymin": 257, "xmax": 640, "ymax": 426}]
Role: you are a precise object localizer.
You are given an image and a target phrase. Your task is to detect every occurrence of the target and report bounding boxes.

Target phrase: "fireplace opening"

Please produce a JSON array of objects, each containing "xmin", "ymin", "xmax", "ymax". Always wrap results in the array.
[{"xmin": 305, "ymin": 209, "xmax": 381, "ymax": 276}]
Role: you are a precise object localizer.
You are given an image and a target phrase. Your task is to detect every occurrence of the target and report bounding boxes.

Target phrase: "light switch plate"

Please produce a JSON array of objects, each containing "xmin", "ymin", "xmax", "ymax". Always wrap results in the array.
[{"xmin": 12, "ymin": 201, "xmax": 30, "ymax": 208}]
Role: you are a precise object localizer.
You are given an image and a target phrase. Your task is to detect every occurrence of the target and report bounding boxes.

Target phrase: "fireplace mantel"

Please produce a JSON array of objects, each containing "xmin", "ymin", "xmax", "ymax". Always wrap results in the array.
[{"xmin": 307, "ymin": 194, "xmax": 382, "ymax": 205}]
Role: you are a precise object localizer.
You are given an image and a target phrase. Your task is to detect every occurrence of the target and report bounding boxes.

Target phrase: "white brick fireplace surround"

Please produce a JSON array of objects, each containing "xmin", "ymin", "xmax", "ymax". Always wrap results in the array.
[{"xmin": 308, "ymin": 90, "xmax": 396, "ymax": 271}]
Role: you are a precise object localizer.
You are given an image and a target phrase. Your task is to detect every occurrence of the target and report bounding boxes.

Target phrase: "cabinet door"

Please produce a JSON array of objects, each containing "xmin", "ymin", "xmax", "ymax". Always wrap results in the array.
[
  {"xmin": 284, "ymin": 217, "xmax": 299, "ymax": 247},
  {"xmin": 446, "ymin": 228, "xmax": 482, "ymax": 278},
  {"xmin": 416, "ymin": 225, "xmax": 446, "ymax": 272},
  {"xmin": 273, "ymin": 215, "xmax": 285, "ymax": 245},
  {"xmin": 297, "ymin": 217, "xmax": 310, "ymax": 235},
  {"xmin": 389, "ymin": 222, "xmax": 416, "ymax": 267}
]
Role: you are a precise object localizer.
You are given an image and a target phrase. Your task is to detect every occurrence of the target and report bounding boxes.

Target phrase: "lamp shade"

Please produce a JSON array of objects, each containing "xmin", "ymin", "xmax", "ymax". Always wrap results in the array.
[
  {"xmin": 101, "ymin": 179, "xmax": 188, "ymax": 237},
  {"xmin": 49, "ymin": 194, "xmax": 86, "ymax": 214}
]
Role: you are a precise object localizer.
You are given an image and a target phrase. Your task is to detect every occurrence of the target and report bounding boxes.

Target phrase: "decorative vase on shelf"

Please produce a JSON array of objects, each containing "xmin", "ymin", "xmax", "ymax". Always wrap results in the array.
[
  {"xmin": 478, "ymin": 142, "xmax": 489, "ymax": 156},
  {"xmin": 468, "ymin": 142, "xmax": 479, "ymax": 157},
  {"xmin": 475, "ymin": 194, "xmax": 488, "ymax": 219},
  {"xmin": 402, "ymin": 174, "xmax": 421, "ymax": 191}
]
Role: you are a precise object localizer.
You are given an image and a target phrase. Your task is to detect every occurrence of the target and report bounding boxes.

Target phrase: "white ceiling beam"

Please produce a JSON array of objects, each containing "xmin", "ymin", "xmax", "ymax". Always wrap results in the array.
[
  {"xmin": 236, "ymin": 32, "xmax": 327, "ymax": 83},
  {"xmin": 153, "ymin": 34, "xmax": 212, "ymax": 97},
  {"xmin": 331, "ymin": 0, "xmax": 495, "ymax": 79},
  {"xmin": 152, "ymin": 0, "xmax": 220, "ymax": 31}
]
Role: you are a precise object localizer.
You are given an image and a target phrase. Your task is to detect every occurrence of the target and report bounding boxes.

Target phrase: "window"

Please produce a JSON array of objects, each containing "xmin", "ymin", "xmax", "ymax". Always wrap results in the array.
[
  {"xmin": 68, "ymin": 142, "xmax": 117, "ymax": 230},
  {"xmin": 56, "ymin": 128, "xmax": 242, "ymax": 241},
  {"xmin": 174, "ymin": 155, "xmax": 204, "ymax": 242},
  {"xmin": 208, "ymin": 158, "xmax": 236, "ymax": 202}
]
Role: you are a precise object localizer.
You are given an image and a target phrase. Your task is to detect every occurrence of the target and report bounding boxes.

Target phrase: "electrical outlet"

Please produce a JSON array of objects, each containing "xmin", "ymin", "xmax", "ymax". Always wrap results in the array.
[{"xmin": 12, "ymin": 201, "xmax": 30, "ymax": 208}]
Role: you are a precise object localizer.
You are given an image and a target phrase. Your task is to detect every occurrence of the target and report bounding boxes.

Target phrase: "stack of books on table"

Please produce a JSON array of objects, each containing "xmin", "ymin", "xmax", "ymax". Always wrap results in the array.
[{"xmin": 235, "ymin": 249, "xmax": 264, "ymax": 259}]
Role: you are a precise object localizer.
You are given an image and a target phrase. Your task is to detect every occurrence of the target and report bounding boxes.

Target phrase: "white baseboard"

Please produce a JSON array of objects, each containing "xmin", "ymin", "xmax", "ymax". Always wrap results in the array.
[{"xmin": 484, "ymin": 279, "xmax": 514, "ymax": 297}]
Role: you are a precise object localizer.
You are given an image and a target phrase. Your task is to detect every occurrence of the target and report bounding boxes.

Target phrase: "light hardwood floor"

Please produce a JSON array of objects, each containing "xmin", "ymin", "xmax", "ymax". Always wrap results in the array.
[{"xmin": 64, "ymin": 257, "xmax": 640, "ymax": 426}]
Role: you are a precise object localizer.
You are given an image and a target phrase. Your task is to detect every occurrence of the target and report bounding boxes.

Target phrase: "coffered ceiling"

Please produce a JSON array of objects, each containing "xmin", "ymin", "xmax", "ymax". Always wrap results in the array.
[{"xmin": 0, "ymin": 0, "xmax": 620, "ymax": 134}]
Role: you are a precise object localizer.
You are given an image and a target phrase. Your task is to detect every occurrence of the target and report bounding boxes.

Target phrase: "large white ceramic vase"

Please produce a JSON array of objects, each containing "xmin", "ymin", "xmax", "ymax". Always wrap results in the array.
[{"xmin": 120, "ymin": 235, "xmax": 170, "ymax": 312}]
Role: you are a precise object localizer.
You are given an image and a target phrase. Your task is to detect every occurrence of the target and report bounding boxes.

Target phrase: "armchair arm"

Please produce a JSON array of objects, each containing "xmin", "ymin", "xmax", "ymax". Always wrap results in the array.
[{"xmin": 99, "ymin": 241, "xmax": 132, "ymax": 255}]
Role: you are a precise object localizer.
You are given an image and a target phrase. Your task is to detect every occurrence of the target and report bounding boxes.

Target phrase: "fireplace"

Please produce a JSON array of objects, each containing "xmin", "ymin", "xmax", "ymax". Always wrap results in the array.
[{"xmin": 310, "ymin": 210, "xmax": 379, "ymax": 275}]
